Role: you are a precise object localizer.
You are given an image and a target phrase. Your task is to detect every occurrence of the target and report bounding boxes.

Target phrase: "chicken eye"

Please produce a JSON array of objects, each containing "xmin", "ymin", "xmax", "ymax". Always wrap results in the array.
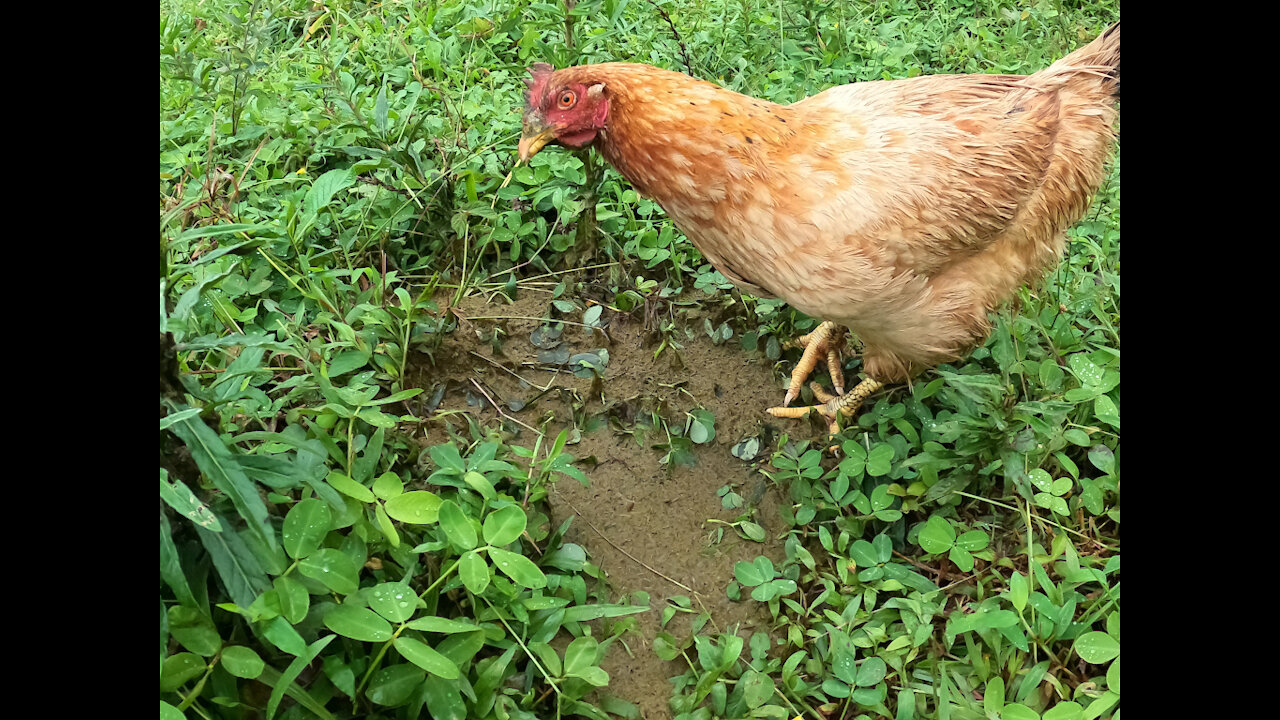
[{"xmin": 558, "ymin": 90, "xmax": 576, "ymax": 108}]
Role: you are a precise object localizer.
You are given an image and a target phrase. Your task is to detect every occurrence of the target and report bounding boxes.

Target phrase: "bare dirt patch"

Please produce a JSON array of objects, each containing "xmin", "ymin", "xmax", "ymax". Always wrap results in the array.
[{"xmin": 407, "ymin": 288, "xmax": 798, "ymax": 718}]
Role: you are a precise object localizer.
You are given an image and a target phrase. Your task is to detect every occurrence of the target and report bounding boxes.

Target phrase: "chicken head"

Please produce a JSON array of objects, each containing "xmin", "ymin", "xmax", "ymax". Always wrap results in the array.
[{"xmin": 519, "ymin": 63, "xmax": 610, "ymax": 162}]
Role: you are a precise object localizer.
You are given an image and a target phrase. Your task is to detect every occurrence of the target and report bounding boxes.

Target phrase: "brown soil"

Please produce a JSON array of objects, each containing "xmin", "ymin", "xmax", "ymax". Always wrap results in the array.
[{"xmin": 406, "ymin": 288, "xmax": 799, "ymax": 719}]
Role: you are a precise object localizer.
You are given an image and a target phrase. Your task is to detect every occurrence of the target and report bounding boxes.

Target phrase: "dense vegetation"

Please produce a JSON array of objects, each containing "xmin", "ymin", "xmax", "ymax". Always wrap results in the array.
[{"xmin": 160, "ymin": 1, "xmax": 1120, "ymax": 719}]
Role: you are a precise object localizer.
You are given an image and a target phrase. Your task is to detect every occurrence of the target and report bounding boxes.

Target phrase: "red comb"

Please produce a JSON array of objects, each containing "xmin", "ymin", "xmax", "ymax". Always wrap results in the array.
[{"xmin": 524, "ymin": 63, "xmax": 554, "ymax": 106}]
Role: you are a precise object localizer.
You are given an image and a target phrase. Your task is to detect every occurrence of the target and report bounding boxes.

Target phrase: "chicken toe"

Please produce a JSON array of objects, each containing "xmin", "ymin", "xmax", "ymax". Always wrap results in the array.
[
  {"xmin": 768, "ymin": 377, "xmax": 885, "ymax": 449},
  {"xmin": 783, "ymin": 321, "xmax": 847, "ymax": 406}
]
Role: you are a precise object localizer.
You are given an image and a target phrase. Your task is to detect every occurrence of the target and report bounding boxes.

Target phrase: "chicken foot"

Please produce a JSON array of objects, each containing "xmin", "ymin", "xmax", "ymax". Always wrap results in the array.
[
  {"xmin": 767, "ymin": 376, "xmax": 885, "ymax": 437},
  {"xmin": 781, "ymin": 320, "xmax": 848, "ymax": 406}
]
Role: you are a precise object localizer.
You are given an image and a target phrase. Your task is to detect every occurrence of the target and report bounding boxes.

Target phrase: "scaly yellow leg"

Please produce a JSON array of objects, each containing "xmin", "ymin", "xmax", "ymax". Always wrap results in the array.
[
  {"xmin": 767, "ymin": 377, "xmax": 885, "ymax": 447},
  {"xmin": 782, "ymin": 321, "xmax": 847, "ymax": 406}
]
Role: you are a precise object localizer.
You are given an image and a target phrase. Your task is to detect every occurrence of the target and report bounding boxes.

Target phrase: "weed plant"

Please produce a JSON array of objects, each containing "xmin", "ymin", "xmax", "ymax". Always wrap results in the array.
[{"xmin": 161, "ymin": 2, "xmax": 1119, "ymax": 719}]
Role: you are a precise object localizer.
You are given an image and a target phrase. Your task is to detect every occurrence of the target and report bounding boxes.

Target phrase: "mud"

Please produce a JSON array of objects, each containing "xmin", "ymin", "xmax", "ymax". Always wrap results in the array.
[{"xmin": 406, "ymin": 287, "xmax": 797, "ymax": 718}]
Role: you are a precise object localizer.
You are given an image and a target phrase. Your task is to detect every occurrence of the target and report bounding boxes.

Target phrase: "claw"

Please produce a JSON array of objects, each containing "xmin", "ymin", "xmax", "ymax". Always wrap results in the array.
[
  {"xmin": 766, "ymin": 377, "xmax": 886, "ymax": 453},
  {"xmin": 783, "ymin": 321, "xmax": 842, "ymax": 406}
]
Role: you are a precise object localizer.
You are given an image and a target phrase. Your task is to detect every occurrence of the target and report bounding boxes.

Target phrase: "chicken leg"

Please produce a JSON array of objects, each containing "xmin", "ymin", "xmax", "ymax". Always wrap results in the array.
[
  {"xmin": 767, "ymin": 377, "xmax": 885, "ymax": 436},
  {"xmin": 767, "ymin": 320, "xmax": 883, "ymax": 438},
  {"xmin": 780, "ymin": 321, "xmax": 847, "ymax": 406}
]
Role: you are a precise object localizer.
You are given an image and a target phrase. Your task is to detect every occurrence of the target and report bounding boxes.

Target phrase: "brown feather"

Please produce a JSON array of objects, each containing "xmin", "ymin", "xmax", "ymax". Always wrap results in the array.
[{"xmin": 534, "ymin": 22, "xmax": 1119, "ymax": 383}]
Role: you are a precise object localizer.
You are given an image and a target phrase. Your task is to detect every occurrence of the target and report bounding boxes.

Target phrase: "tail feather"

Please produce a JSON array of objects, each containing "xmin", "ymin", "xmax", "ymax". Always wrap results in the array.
[{"xmin": 1040, "ymin": 20, "xmax": 1120, "ymax": 98}]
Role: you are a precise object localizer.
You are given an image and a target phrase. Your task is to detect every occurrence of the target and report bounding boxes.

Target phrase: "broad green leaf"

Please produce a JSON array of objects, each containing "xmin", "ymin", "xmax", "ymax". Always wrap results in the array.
[
  {"xmin": 1028, "ymin": 468, "xmax": 1054, "ymax": 492},
  {"xmin": 324, "ymin": 604, "xmax": 393, "ymax": 642},
  {"xmin": 221, "ymin": 646, "xmax": 265, "ymax": 679},
  {"xmin": 734, "ymin": 560, "xmax": 765, "ymax": 586},
  {"xmin": 384, "ymin": 491, "xmax": 442, "ymax": 525},
  {"xmin": 282, "ymin": 498, "xmax": 331, "ymax": 560},
  {"xmin": 983, "ymin": 677, "xmax": 1005, "ymax": 717},
  {"xmin": 1107, "ymin": 656, "xmax": 1120, "ymax": 694},
  {"xmin": 1064, "ymin": 428, "xmax": 1091, "ymax": 446},
  {"xmin": 262, "ymin": 616, "xmax": 307, "ymax": 657},
  {"xmin": 1008, "ymin": 571, "xmax": 1029, "ymax": 612},
  {"xmin": 917, "ymin": 516, "xmax": 955, "ymax": 554},
  {"xmin": 1089, "ymin": 445, "xmax": 1115, "ymax": 475},
  {"xmin": 688, "ymin": 409, "xmax": 716, "ymax": 444},
  {"xmin": 298, "ymin": 548, "xmax": 360, "ymax": 595},
  {"xmin": 394, "ymin": 636, "xmax": 460, "ymax": 679},
  {"xmin": 160, "ymin": 701, "xmax": 184, "ymax": 720},
  {"xmin": 653, "ymin": 633, "xmax": 681, "ymax": 661},
  {"xmin": 1001, "ymin": 704, "xmax": 1041, "ymax": 720},
  {"xmin": 956, "ymin": 529, "xmax": 989, "ymax": 551},
  {"xmin": 822, "ymin": 677, "xmax": 852, "ymax": 698},
  {"xmin": 1042, "ymin": 701, "xmax": 1083, "ymax": 720},
  {"xmin": 848, "ymin": 540, "xmax": 879, "ymax": 568},
  {"xmin": 852, "ymin": 684, "xmax": 886, "ymax": 706},
  {"xmin": 273, "ymin": 576, "xmax": 309, "ymax": 624},
  {"xmin": 303, "ymin": 168, "xmax": 356, "ymax": 216},
  {"xmin": 434, "ymin": 630, "xmax": 486, "ymax": 672},
  {"xmin": 527, "ymin": 640, "xmax": 563, "ymax": 676},
  {"xmin": 1095, "ymin": 395, "xmax": 1120, "ymax": 428},
  {"xmin": 438, "ymin": 500, "xmax": 477, "ymax": 550},
  {"xmin": 737, "ymin": 521, "xmax": 766, "ymax": 541},
  {"xmin": 830, "ymin": 632, "xmax": 857, "ymax": 685},
  {"xmin": 328, "ymin": 349, "xmax": 369, "ymax": 377},
  {"xmin": 428, "ymin": 443, "xmax": 466, "ymax": 474},
  {"xmin": 372, "ymin": 471, "xmax": 404, "ymax": 500},
  {"xmin": 358, "ymin": 408, "xmax": 398, "ymax": 428},
  {"xmin": 488, "ymin": 547, "xmax": 547, "ymax": 589},
  {"xmin": 374, "ymin": 502, "xmax": 400, "ymax": 548},
  {"xmin": 168, "ymin": 606, "xmax": 222, "ymax": 657},
  {"xmin": 458, "ymin": 550, "xmax": 490, "ymax": 594},
  {"xmin": 573, "ymin": 666, "xmax": 610, "ymax": 686},
  {"xmin": 463, "ymin": 471, "xmax": 496, "ymax": 500},
  {"xmin": 482, "ymin": 505, "xmax": 527, "ymax": 547},
  {"xmin": 326, "ymin": 471, "xmax": 374, "ymax": 503},
  {"xmin": 1067, "ymin": 354, "xmax": 1105, "ymax": 386},
  {"xmin": 563, "ymin": 636, "xmax": 600, "ymax": 676},
  {"xmin": 856, "ymin": 657, "xmax": 886, "ymax": 687},
  {"xmin": 367, "ymin": 582, "xmax": 417, "ymax": 623},
  {"xmin": 866, "ymin": 444, "xmax": 894, "ymax": 476},
  {"xmin": 160, "ymin": 652, "xmax": 205, "ymax": 692},
  {"xmin": 1074, "ymin": 631, "xmax": 1120, "ymax": 664},
  {"xmin": 544, "ymin": 542, "xmax": 588, "ymax": 572},
  {"xmin": 948, "ymin": 545, "xmax": 975, "ymax": 572},
  {"xmin": 422, "ymin": 675, "xmax": 466, "ymax": 720},
  {"xmin": 872, "ymin": 533, "xmax": 893, "ymax": 562},
  {"xmin": 1083, "ymin": 692, "xmax": 1120, "ymax": 720},
  {"xmin": 740, "ymin": 668, "xmax": 775, "ymax": 709}
]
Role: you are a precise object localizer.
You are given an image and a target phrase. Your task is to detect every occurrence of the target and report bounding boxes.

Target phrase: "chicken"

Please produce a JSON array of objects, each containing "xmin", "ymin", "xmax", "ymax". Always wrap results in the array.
[{"xmin": 518, "ymin": 22, "xmax": 1120, "ymax": 437}]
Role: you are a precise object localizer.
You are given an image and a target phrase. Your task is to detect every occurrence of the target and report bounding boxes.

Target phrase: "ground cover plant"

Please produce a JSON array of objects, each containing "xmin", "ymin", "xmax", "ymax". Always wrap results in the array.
[{"xmin": 160, "ymin": 1, "xmax": 1119, "ymax": 719}]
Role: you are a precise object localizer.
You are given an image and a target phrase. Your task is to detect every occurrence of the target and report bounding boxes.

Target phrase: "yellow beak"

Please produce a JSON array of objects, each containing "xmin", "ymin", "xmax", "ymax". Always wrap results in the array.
[{"xmin": 518, "ymin": 120, "xmax": 557, "ymax": 163}]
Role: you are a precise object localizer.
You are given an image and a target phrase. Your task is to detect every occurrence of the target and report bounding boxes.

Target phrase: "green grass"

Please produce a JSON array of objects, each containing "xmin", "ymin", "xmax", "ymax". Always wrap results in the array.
[{"xmin": 161, "ymin": 2, "xmax": 1119, "ymax": 719}]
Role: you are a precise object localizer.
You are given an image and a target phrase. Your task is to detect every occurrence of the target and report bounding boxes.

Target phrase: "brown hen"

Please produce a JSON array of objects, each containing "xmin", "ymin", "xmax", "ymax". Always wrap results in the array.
[{"xmin": 519, "ymin": 22, "xmax": 1120, "ymax": 436}]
